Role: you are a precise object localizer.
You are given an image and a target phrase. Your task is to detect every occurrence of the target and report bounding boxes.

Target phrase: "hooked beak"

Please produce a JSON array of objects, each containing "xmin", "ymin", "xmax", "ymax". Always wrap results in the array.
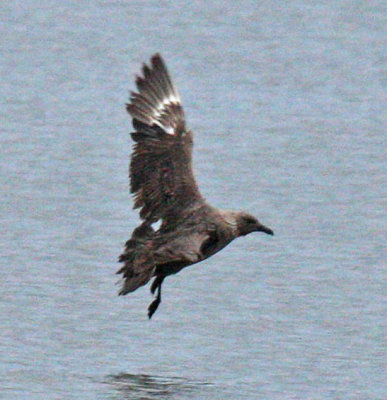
[{"xmin": 257, "ymin": 223, "xmax": 274, "ymax": 236}]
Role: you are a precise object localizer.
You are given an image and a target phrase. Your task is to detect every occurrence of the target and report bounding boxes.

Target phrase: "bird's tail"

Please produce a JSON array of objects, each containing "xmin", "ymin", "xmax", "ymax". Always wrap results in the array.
[{"xmin": 117, "ymin": 223, "xmax": 155, "ymax": 295}]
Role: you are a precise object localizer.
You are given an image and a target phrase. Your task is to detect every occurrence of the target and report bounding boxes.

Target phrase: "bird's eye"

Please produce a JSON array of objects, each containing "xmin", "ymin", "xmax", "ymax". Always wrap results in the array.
[{"xmin": 245, "ymin": 217, "xmax": 256, "ymax": 224}]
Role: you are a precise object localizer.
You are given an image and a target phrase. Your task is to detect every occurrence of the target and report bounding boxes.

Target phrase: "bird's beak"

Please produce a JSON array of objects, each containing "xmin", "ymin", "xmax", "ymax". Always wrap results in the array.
[{"xmin": 257, "ymin": 223, "xmax": 274, "ymax": 236}]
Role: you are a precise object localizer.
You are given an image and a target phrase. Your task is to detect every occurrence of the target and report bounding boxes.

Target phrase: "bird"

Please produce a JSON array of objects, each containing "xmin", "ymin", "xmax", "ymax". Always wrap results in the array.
[{"xmin": 118, "ymin": 54, "xmax": 274, "ymax": 318}]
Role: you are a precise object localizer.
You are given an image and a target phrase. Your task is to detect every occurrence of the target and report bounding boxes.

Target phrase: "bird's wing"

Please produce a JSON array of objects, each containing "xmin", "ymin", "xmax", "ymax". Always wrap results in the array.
[
  {"xmin": 117, "ymin": 228, "xmax": 212, "ymax": 295},
  {"xmin": 153, "ymin": 230, "xmax": 211, "ymax": 266},
  {"xmin": 126, "ymin": 54, "xmax": 204, "ymax": 224}
]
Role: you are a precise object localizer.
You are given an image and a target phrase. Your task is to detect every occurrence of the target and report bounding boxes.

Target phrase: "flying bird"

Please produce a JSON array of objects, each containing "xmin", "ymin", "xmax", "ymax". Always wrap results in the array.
[{"xmin": 118, "ymin": 54, "xmax": 273, "ymax": 318}]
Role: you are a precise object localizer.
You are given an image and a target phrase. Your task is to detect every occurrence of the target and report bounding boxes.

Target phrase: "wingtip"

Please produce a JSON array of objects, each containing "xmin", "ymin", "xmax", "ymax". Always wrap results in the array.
[
  {"xmin": 151, "ymin": 53, "xmax": 167, "ymax": 71},
  {"xmin": 151, "ymin": 52, "xmax": 163, "ymax": 63}
]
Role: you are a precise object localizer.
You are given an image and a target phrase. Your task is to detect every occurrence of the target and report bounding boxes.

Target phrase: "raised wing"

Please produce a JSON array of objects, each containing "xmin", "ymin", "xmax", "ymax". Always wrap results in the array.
[{"xmin": 126, "ymin": 54, "xmax": 203, "ymax": 225}]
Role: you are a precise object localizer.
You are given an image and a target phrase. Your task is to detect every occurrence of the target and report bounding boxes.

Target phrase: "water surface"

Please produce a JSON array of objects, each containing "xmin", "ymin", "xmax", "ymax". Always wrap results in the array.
[{"xmin": 1, "ymin": 1, "xmax": 385, "ymax": 399}]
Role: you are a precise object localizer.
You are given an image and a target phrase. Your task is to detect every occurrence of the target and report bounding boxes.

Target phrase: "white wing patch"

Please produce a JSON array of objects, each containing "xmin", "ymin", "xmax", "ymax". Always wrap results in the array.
[
  {"xmin": 128, "ymin": 54, "xmax": 185, "ymax": 136},
  {"xmin": 156, "ymin": 94, "xmax": 180, "ymax": 112},
  {"xmin": 150, "ymin": 94, "xmax": 181, "ymax": 135}
]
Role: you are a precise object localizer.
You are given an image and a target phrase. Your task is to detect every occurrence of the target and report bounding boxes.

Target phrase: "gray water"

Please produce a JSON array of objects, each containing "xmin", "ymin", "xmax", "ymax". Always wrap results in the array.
[{"xmin": 1, "ymin": 1, "xmax": 386, "ymax": 399}]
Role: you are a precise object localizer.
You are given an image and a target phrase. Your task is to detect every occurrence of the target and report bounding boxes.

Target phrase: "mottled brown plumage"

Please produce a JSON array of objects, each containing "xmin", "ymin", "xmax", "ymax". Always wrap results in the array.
[{"xmin": 118, "ymin": 54, "xmax": 273, "ymax": 318}]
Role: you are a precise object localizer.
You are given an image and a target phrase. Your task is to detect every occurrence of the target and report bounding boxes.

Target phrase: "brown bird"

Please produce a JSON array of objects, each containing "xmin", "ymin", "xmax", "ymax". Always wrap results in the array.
[{"xmin": 118, "ymin": 54, "xmax": 274, "ymax": 318}]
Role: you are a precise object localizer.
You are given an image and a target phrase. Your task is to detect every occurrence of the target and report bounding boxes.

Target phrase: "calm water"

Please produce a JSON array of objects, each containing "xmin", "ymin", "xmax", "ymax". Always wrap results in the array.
[{"xmin": 1, "ymin": 1, "xmax": 386, "ymax": 399}]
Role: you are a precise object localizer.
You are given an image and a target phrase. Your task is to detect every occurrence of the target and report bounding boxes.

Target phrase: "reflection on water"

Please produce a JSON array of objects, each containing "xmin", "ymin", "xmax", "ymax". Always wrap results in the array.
[{"xmin": 104, "ymin": 373, "xmax": 212, "ymax": 400}]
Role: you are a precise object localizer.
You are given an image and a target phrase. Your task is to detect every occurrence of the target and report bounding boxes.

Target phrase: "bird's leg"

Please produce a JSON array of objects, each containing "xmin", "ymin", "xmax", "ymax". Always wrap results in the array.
[{"xmin": 148, "ymin": 276, "xmax": 164, "ymax": 319}]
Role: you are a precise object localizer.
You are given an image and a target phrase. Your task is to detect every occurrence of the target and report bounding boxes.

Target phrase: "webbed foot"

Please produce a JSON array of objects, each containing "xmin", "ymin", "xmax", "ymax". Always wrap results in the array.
[
  {"xmin": 148, "ymin": 276, "xmax": 164, "ymax": 319},
  {"xmin": 148, "ymin": 296, "xmax": 161, "ymax": 319}
]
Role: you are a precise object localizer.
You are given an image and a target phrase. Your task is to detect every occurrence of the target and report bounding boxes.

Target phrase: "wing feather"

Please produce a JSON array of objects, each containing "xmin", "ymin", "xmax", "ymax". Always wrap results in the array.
[{"xmin": 126, "ymin": 54, "xmax": 204, "ymax": 225}]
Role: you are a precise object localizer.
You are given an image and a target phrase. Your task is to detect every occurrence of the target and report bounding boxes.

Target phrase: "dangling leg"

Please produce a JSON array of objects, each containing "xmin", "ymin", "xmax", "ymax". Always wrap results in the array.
[{"xmin": 148, "ymin": 276, "xmax": 165, "ymax": 319}]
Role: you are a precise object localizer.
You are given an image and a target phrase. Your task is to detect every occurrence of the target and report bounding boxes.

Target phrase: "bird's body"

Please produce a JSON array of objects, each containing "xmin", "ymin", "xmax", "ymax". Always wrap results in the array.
[{"xmin": 118, "ymin": 54, "xmax": 273, "ymax": 318}]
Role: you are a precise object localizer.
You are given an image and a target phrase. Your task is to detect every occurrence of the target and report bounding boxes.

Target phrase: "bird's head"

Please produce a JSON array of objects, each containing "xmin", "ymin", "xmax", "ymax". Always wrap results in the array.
[{"xmin": 235, "ymin": 212, "xmax": 274, "ymax": 237}]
